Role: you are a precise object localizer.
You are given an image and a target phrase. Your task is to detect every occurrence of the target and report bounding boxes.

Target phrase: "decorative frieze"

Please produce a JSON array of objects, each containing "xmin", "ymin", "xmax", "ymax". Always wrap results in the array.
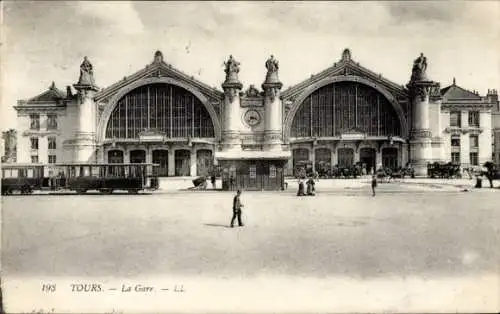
[{"xmin": 410, "ymin": 129, "xmax": 432, "ymax": 139}]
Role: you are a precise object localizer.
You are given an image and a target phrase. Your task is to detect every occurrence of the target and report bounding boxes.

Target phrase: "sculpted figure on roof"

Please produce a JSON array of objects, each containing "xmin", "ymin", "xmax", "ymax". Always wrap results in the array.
[
  {"xmin": 78, "ymin": 56, "xmax": 95, "ymax": 86},
  {"xmin": 224, "ymin": 55, "xmax": 241, "ymax": 84},
  {"xmin": 264, "ymin": 55, "xmax": 280, "ymax": 84},
  {"xmin": 411, "ymin": 53, "xmax": 428, "ymax": 82}
]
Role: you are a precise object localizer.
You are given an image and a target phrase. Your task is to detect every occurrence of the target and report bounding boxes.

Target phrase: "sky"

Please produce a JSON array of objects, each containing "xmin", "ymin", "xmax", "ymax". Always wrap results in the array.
[{"xmin": 1, "ymin": 1, "xmax": 499, "ymax": 130}]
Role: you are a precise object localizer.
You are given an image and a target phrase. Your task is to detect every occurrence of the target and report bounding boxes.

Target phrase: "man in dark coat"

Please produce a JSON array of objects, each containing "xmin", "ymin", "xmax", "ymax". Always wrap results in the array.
[
  {"xmin": 371, "ymin": 175, "xmax": 378, "ymax": 197},
  {"xmin": 230, "ymin": 190, "xmax": 244, "ymax": 228}
]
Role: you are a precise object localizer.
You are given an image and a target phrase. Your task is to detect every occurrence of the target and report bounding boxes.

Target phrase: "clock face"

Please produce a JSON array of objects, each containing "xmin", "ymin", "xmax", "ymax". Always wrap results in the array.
[{"xmin": 244, "ymin": 110, "xmax": 261, "ymax": 126}]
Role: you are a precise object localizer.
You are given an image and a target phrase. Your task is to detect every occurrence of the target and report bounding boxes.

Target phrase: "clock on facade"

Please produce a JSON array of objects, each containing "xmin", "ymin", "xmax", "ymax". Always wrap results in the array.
[{"xmin": 244, "ymin": 110, "xmax": 261, "ymax": 126}]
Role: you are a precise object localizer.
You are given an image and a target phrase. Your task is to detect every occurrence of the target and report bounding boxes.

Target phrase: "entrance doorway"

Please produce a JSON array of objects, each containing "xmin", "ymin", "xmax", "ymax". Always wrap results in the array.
[
  {"xmin": 108, "ymin": 150, "xmax": 123, "ymax": 163},
  {"xmin": 152, "ymin": 150, "xmax": 168, "ymax": 176},
  {"xmin": 360, "ymin": 148, "xmax": 376, "ymax": 173},
  {"xmin": 382, "ymin": 147, "xmax": 398, "ymax": 170},
  {"xmin": 315, "ymin": 148, "xmax": 331, "ymax": 175},
  {"xmin": 196, "ymin": 149, "xmax": 213, "ymax": 176},
  {"xmin": 130, "ymin": 150, "xmax": 146, "ymax": 163},
  {"xmin": 293, "ymin": 148, "xmax": 310, "ymax": 177},
  {"xmin": 175, "ymin": 150, "xmax": 191, "ymax": 176},
  {"xmin": 337, "ymin": 148, "xmax": 354, "ymax": 167}
]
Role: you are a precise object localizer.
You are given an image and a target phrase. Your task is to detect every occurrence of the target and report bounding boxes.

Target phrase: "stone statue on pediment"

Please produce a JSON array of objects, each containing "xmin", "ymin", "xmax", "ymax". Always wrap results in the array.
[
  {"xmin": 78, "ymin": 56, "xmax": 95, "ymax": 86},
  {"xmin": 224, "ymin": 55, "xmax": 240, "ymax": 84},
  {"xmin": 245, "ymin": 85, "xmax": 260, "ymax": 97},
  {"xmin": 410, "ymin": 52, "xmax": 428, "ymax": 82},
  {"xmin": 264, "ymin": 55, "xmax": 280, "ymax": 83}
]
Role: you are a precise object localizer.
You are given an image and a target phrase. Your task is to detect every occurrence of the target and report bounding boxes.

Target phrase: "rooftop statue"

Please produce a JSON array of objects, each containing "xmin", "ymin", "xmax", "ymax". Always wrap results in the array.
[
  {"xmin": 78, "ymin": 56, "xmax": 95, "ymax": 86},
  {"xmin": 224, "ymin": 55, "xmax": 241, "ymax": 84},
  {"xmin": 410, "ymin": 53, "xmax": 428, "ymax": 82},
  {"xmin": 264, "ymin": 55, "xmax": 280, "ymax": 84}
]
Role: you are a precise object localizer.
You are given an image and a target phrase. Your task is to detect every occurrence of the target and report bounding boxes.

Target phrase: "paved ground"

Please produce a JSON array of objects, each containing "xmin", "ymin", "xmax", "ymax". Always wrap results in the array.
[{"xmin": 2, "ymin": 184, "xmax": 499, "ymax": 312}]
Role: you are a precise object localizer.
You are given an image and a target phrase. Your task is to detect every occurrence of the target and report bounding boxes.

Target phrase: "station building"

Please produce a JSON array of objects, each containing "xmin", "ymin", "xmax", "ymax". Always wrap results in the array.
[{"xmin": 14, "ymin": 49, "xmax": 499, "ymax": 188}]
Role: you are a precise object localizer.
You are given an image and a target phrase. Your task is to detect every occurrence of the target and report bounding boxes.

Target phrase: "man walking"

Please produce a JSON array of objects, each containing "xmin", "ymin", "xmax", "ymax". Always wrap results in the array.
[
  {"xmin": 230, "ymin": 190, "xmax": 244, "ymax": 228},
  {"xmin": 371, "ymin": 175, "xmax": 378, "ymax": 197}
]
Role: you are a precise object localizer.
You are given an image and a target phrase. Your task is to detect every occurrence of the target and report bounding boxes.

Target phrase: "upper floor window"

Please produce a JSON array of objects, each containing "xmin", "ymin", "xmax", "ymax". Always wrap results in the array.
[
  {"xmin": 48, "ymin": 137, "xmax": 57, "ymax": 150},
  {"xmin": 451, "ymin": 152, "xmax": 460, "ymax": 164},
  {"xmin": 470, "ymin": 135, "xmax": 479, "ymax": 148},
  {"xmin": 469, "ymin": 152, "xmax": 478, "ymax": 166},
  {"xmin": 31, "ymin": 155, "xmax": 39, "ymax": 163},
  {"xmin": 47, "ymin": 113, "xmax": 58, "ymax": 130},
  {"xmin": 468, "ymin": 111, "xmax": 480, "ymax": 127},
  {"xmin": 48, "ymin": 155, "xmax": 57, "ymax": 164},
  {"xmin": 30, "ymin": 137, "xmax": 39, "ymax": 150},
  {"xmin": 450, "ymin": 111, "xmax": 461, "ymax": 127},
  {"xmin": 30, "ymin": 113, "xmax": 40, "ymax": 130},
  {"xmin": 451, "ymin": 136, "xmax": 460, "ymax": 147}
]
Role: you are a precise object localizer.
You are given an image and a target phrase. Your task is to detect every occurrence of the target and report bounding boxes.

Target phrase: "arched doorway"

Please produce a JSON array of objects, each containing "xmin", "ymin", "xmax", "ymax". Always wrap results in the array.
[
  {"xmin": 315, "ymin": 148, "xmax": 331, "ymax": 175},
  {"xmin": 130, "ymin": 150, "xmax": 146, "ymax": 163},
  {"xmin": 196, "ymin": 149, "xmax": 213, "ymax": 176},
  {"xmin": 292, "ymin": 148, "xmax": 310, "ymax": 177},
  {"xmin": 382, "ymin": 147, "xmax": 398, "ymax": 170},
  {"xmin": 337, "ymin": 148, "xmax": 354, "ymax": 167},
  {"xmin": 175, "ymin": 150, "xmax": 191, "ymax": 176},
  {"xmin": 152, "ymin": 150, "xmax": 168, "ymax": 176},
  {"xmin": 360, "ymin": 147, "xmax": 376, "ymax": 173},
  {"xmin": 108, "ymin": 150, "xmax": 124, "ymax": 163}
]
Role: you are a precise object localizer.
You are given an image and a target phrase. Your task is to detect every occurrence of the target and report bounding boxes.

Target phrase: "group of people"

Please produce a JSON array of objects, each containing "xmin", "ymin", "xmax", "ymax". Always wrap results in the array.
[{"xmin": 296, "ymin": 177, "xmax": 316, "ymax": 196}]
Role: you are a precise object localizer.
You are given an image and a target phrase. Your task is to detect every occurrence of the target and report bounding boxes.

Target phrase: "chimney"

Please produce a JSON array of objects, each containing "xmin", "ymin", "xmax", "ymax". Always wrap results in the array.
[{"xmin": 487, "ymin": 89, "xmax": 499, "ymax": 111}]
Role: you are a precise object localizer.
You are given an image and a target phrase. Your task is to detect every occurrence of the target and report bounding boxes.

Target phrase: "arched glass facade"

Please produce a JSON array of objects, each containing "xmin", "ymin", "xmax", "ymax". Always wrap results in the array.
[
  {"xmin": 105, "ymin": 83, "xmax": 215, "ymax": 139},
  {"xmin": 290, "ymin": 82, "xmax": 401, "ymax": 138}
]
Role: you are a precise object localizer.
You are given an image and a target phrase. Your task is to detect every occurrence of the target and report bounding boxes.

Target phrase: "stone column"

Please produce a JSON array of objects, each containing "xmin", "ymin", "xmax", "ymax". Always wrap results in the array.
[
  {"xmin": 376, "ymin": 149, "xmax": 383, "ymax": 170},
  {"xmin": 408, "ymin": 82, "xmax": 435, "ymax": 176},
  {"xmin": 262, "ymin": 55, "xmax": 283, "ymax": 151},
  {"xmin": 479, "ymin": 110, "xmax": 492, "ymax": 165},
  {"xmin": 168, "ymin": 148, "xmax": 175, "ymax": 177},
  {"xmin": 310, "ymin": 146, "xmax": 315, "ymax": 173},
  {"xmin": 221, "ymin": 55, "xmax": 243, "ymax": 152},
  {"xmin": 72, "ymin": 57, "xmax": 99, "ymax": 163}
]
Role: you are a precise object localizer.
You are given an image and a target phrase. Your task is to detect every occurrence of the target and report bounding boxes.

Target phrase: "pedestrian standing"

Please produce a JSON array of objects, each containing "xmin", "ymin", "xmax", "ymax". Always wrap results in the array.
[
  {"xmin": 211, "ymin": 174, "xmax": 216, "ymax": 189},
  {"xmin": 230, "ymin": 190, "xmax": 244, "ymax": 227},
  {"xmin": 371, "ymin": 175, "xmax": 378, "ymax": 196}
]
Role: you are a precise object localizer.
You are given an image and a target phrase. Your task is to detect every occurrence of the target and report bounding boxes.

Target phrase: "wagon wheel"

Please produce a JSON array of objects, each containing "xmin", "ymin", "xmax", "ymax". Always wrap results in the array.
[
  {"xmin": 100, "ymin": 189, "xmax": 113, "ymax": 194},
  {"xmin": 127, "ymin": 189, "xmax": 139, "ymax": 194},
  {"xmin": 76, "ymin": 189, "xmax": 87, "ymax": 194}
]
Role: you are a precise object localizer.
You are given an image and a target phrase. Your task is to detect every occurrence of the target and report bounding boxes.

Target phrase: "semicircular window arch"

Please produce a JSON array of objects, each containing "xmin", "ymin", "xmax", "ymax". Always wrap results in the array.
[
  {"xmin": 105, "ymin": 83, "xmax": 215, "ymax": 139},
  {"xmin": 290, "ymin": 82, "xmax": 401, "ymax": 138}
]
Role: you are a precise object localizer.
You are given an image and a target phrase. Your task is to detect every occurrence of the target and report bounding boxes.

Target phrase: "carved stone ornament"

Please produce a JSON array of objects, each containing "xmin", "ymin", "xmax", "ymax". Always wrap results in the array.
[
  {"xmin": 224, "ymin": 88, "xmax": 239, "ymax": 103},
  {"xmin": 245, "ymin": 85, "xmax": 260, "ymax": 98},
  {"xmin": 410, "ymin": 129, "xmax": 432, "ymax": 139},
  {"xmin": 244, "ymin": 109, "xmax": 261, "ymax": 126},
  {"xmin": 415, "ymin": 85, "xmax": 431, "ymax": 101}
]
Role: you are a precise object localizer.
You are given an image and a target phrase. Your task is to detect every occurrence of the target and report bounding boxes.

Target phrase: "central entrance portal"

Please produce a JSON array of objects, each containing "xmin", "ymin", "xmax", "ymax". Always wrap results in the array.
[
  {"xmin": 360, "ymin": 147, "xmax": 376, "ymax": 173},
  {"xmin": 337, "ymin": 148, "xmax": 354, "ymax": 167}
]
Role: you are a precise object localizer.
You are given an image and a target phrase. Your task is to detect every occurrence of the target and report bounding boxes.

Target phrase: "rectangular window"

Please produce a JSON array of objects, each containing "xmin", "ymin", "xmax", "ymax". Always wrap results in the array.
[
  {"xmin": 31, "ymin": 155, "xmax": 39, "ymax": 163},
  {"xmin": 450, "ymin": 111, "xmax": 461, "ymax": 127},
  {"xmin": 451, "ymin": 137, "xmax": 460, "ymax": 147},
  {"xmin": 48, "ymin": 155, "xmax": 57, "ymax": 164},
  {"xmin": 470, "ymin": 135, "xmax": 479, "ymax": 148},
  {"xmin": 48, "ymin": 137, "xmax": 57, "ymax": 150},
  {"xmin": 269, "ymin": 165, "xmax": 276, "ymax": 178},
  {"xmin": 468, "ymin": 111, "xmax": 480, "ymax": 127},
  {"xmin": 469, "ymin": 152, "xmax": 478, "ymax": 166},
  {"xmin": 47, "ymin": 113, "xmax": 58, "ymax": 130},
  {"xmin": 249, "ymin": 165, "xmax": 257, "ymax": 178},
  {"xmin": 30, "ymin": 137, "xmax": 39, "ymax": 150},
  {"xmin": 451, "ymin": 152, "xmax": 460, "ymax": 164},
  {"xmin": 30, "ymin": 113, "xmax": 40, "ymax": 130}
]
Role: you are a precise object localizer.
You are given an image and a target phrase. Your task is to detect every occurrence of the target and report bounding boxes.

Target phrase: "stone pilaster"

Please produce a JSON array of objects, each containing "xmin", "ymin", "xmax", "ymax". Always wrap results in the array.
[
  {"xmin": 262, "ymin": 55, "xmax": 283, "ymax": 151},
  {"xmin": 408, "ymin": 81, "xmax": 434, "ymax": 176},
  {"xmin": 221, "ymin": 55, "xmax": 243, "ymax": 152},
  {"xmin": 71, "ymin": 84, "xmax": 99, "ymax": 163}
]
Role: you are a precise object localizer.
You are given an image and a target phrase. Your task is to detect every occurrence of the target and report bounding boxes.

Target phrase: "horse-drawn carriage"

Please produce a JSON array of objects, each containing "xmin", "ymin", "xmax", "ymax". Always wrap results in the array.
[{"xmin": 427, "ymin": 162, "xmax": 462, "ymax": 179}]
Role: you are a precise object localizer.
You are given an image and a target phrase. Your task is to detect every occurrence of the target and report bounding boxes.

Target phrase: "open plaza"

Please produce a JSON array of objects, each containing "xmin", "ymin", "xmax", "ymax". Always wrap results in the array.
[{"xmin": 2, "ymin": 178, "xmax": 499, "ymax": 312}]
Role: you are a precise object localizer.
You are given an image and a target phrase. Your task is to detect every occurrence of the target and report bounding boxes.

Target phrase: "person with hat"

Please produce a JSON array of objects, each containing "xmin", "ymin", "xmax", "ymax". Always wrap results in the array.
[{"xmin": 230, "ymin": 190, "xmax": 244, "ymax": 228}]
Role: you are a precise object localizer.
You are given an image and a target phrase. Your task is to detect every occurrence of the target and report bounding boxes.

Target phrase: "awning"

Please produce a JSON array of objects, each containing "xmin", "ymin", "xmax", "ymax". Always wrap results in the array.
[{"xmin": 215, "ymin": 150, "xmax": 291, "ymax": 160}]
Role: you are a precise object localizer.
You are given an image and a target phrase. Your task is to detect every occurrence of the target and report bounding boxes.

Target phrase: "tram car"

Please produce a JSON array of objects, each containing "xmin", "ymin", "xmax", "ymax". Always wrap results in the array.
[
  {"xmin": 1, "ymin": 163, "xmax": 47, "ymax": 195},
  {"xmin": 56, "ymin": 163, "xmax": 160, "ymax": 194}
]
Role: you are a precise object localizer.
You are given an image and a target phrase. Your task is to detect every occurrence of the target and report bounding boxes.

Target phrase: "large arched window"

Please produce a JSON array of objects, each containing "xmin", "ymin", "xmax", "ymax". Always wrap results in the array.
[
  {"xmin": 106, "ymin": 83, "xmax": 215, "ymax": 139},
  {"xmin": 290, "ymin": 82, "xmax": 401, "ymax": 138}
]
